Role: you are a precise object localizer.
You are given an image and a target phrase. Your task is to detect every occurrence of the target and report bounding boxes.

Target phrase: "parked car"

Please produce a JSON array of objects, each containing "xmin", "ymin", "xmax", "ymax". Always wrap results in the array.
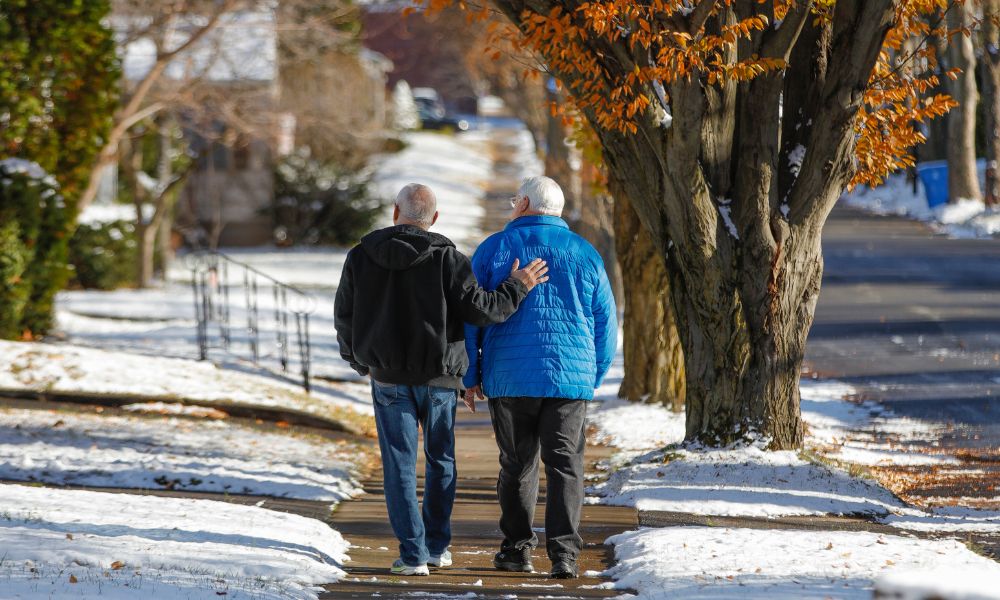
[{"xmin": 412, "ymin": 87, "xmax": 470, "ymax": 131}]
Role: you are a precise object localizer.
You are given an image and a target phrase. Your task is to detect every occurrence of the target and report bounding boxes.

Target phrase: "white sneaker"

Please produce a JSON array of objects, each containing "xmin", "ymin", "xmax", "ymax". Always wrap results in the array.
[
  {"xmin": 428, "ymin": 550, "xmax": 452, "ymax": 568},
  {"xmin": 391, "ymin": 559, "xmax": 429, "ymax": 576}
]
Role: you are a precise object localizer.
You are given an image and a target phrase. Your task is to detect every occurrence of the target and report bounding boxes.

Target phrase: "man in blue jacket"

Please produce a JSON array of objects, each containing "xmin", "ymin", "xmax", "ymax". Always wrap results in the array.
[{"xmin": 463, "ymin": 175, "xmax": 617, "ymax": 579}]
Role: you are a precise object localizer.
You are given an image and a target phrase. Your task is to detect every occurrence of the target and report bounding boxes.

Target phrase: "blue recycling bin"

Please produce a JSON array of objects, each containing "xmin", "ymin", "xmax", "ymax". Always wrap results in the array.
[
  {"xmin": 915, "ymin": 160, "xmax": 949, "ymax": 208},
  {"xmin": 915, "ymin": 158, "xmax": 987, "ymax": 207}
]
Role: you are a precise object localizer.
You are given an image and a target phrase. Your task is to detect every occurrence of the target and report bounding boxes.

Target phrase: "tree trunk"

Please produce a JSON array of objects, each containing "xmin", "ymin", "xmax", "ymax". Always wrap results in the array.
[
  {"xmin": 981, "ymin": 0, "xmax": 1000, "ymax": 207},
  {"xmin": 492, "ymin": 0, "xmax": 898, "ymax": 450},
  {"xmin": 137, "ymin": 222, "xmax": 157, "ymax": 288},
  {"xmin": 613, "ymin": 191, "xmax": 684, "ymax": 411},
  {"xmin": 945, "ymin": 3, "xmax": 981, "ymax": 203}
]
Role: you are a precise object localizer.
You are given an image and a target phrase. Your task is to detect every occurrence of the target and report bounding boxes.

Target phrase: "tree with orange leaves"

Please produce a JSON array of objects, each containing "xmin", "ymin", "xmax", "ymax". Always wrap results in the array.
[{"xmin": 424, "ymin": 0, "xmax": 956, "ymax": 449}]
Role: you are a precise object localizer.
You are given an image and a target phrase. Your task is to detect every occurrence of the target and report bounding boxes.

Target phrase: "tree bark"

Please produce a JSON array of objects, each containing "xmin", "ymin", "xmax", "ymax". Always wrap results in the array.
[
  {"xmin": 945, "ymin": 2, "xmax": 981, "ymax": 203},
  {"xmin": 981, "ymin": 0, "xmax": 1000, "ymax": 207},
  {"xmin": 613, "ymin": 191, "xmax": 684, "ymax": 411}
]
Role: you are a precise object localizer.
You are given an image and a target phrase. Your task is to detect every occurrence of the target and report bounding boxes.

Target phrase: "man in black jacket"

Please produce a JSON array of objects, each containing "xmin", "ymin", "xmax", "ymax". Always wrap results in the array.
[{"xmin": 334, "ymin": 183, "xmax": 548, "ymax": 576}]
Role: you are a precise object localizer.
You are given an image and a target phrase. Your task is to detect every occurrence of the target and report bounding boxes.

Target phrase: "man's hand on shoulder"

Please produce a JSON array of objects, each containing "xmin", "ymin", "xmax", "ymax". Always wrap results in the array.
[
  {"xmin": 463, "ymin": 385, "xmax": 485, "ymax": 412},
  {"xmin": 509, "ymin": 258, "xmax": 549, "ymax": 291}
]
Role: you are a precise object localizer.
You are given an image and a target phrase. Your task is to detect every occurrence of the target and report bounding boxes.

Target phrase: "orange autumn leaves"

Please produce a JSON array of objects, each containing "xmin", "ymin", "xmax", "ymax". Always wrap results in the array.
[{"xmin": 423, "ymin": 0, "xmax": 960, "ymax": 187}]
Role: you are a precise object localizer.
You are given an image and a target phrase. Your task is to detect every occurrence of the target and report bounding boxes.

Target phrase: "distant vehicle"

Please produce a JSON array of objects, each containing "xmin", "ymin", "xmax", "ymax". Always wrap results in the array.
[{"xmin": 412, "ymin": 87, "xmax": 470, "ymax": 132}]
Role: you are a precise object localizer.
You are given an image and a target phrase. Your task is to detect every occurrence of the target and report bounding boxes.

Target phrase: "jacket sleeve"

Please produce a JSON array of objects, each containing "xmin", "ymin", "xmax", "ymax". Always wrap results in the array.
[
  {"xmin": 462, "ymin": 246, "xmax": 490, "ymax": 389},
  {"xmin": 334, "ymin": 250, "xmax": 369, "ymax": 377},
  {"xmin": 445, "ymin": 247, "xmax": 528, "ymax": 327},
  {"xmin": 592, "ymin": 262, "xmax": 618, "ymax": 387}
]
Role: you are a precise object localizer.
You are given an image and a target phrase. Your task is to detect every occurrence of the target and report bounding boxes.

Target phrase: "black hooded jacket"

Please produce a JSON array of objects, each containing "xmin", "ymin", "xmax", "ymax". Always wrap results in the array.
[{"xmin": 334, "ymin": 225, "xmax": 528, "ymax": 389}]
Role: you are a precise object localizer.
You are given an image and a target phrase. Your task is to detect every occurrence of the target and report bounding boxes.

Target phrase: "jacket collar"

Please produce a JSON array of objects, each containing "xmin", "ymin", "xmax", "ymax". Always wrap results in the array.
[{"xmin": 505, "ymin": 215, "xmax": 570, "ymax": 231}]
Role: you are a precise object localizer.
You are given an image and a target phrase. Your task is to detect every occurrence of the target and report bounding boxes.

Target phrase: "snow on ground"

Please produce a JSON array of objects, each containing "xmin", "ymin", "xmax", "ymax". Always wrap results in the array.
[
  {"xmin": 876, "ymin": 567, "xmax": 1000, "ymax": 600},
  {"xmin": 0, "ymin": 483, "xmax": 347, "ymax": 600},
  {"xmin": 0, "ymin": 340, "xmax": 374, "ymax": 419},
  {"xmin": 801, "ymin": 378, "xmax": 959, "ymax": 467},
  {"xmin": 0, "ymin": 406, "xmax": 364, "ymax": 501},
  {"xmin": 589, "ymin": 441, "xmax": 906, "ymax": 517},
  {"xmin": 587, "ymin": 343, "xmax": 686, "ymax": 453},
  {"xmin": 588, "ymin": 373, "xmax": 1000, "ymax": 528},
  {"xmin": 55, "ymin": 261, "xmax": 359, "ymax": 383},
  {"xmin": 841, "ymin": 171, "xmax": 1000, "ymax": 238},
  {"xmin": 605, "ymin": 526, "xmax": 1000, "ymax": 600},
  {"xmin": 591, "ymin": 374, "xmax": 999, "ymax": 520}
]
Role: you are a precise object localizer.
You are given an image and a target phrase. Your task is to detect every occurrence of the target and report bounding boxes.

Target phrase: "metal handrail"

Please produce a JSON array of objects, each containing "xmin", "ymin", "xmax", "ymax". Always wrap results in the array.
[{"xmin": 186, "ymin": 251, "xmax": 316, "ymax": 392}]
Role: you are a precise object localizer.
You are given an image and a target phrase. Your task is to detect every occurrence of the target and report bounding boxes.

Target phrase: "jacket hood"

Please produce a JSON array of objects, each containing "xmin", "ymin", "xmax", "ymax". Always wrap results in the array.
[{"xmin": 360, "ymin": 225, "xmax": 454, "ymax": 270}]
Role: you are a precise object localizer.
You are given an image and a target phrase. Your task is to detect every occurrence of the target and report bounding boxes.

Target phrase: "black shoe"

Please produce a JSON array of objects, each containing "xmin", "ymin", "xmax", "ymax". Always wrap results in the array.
[
  {"xmin": 550, "ymin": 560, "xmax": 578, "ymax": 579},
  {"xmin": 493, "ymin": 547, "xmax": 534, "ymax": 572}
]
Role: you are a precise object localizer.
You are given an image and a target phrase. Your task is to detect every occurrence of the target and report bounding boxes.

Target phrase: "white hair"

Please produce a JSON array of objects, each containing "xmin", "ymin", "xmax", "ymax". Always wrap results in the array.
[
  {"xmin": 518, "ymin": 176, "xmax": 564, "ymax": 216},
  {"xmin": 395, "ymin": 183, "xmax": 437, "ymax": 225}
]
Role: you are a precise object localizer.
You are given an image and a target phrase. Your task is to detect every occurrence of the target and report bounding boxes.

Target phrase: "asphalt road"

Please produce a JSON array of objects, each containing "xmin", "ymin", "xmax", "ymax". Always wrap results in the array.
[{"xmin": 805, "ymin": 206, "xmax": 1000, "ymax": 505}]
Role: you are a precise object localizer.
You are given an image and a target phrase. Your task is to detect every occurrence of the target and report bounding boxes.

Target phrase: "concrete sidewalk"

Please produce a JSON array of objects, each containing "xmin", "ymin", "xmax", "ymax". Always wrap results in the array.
[{"xmin": 321, "ymin": 403, "xmax": 636, "ymax": 599}]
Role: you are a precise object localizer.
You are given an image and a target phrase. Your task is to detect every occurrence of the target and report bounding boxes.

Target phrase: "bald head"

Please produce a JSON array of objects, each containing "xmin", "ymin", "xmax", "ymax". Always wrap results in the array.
[{"xmin": 394, "ymin": 183, "xmax": 438, "ymax": 229}]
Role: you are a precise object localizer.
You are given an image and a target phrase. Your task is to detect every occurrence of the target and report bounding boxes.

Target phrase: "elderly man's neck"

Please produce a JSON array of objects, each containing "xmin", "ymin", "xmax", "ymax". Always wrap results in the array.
[{"xmin": 396, "ymin": 217, "xmax": 432, "ymax": 230}]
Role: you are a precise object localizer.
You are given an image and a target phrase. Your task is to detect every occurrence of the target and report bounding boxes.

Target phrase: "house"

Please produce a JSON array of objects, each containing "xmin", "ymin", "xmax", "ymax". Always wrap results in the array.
[
  {"xmin": 115, "ymin": 8, "xmax": 392, "ymax": 247},
  {"xmin": 362, "ymin": 5, "xmax": 480, "ymax": 114}
]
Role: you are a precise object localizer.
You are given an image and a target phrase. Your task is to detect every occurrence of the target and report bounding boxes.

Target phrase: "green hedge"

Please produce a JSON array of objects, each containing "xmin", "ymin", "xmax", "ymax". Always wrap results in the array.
[
  {"xmin": 273, "ymin": 149, "xmax": 385, "ymax": 246},
  {"xmin": 0, "ymin": 160, "xmax": 70, "ymax": 338},
  {"xmin": 0, "ymin": 0, "xmax": 119, "ymax": 338},
  {"xmin": 69, "ymin": 219, "xmax": 137, "ymax": 290}
]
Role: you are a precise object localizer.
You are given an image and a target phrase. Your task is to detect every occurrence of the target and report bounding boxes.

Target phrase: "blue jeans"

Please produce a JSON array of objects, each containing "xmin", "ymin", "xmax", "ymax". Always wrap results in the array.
[{"xmin": 371, "ymin": 381, "xmax": 457, "ymax": 566}]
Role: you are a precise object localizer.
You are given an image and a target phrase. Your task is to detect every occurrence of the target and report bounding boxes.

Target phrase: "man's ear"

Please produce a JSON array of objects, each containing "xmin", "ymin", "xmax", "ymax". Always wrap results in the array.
[
  {"xmin": 431, "ymin": 211, "xmax": 439, "ymax": 226},
  {"xmin": 392, "ymin": 204, "xmax": 400, "ymax": 224}
]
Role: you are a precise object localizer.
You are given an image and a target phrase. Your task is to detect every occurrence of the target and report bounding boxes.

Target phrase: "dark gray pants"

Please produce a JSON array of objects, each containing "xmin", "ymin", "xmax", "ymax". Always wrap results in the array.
[{"xmin": 488, "ymin": 396, "xmax": 586, "ymax": 562}]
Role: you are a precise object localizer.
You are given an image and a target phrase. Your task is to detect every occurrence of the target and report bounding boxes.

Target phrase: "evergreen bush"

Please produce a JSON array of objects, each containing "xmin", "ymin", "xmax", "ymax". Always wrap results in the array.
[{"xmin": 0, "ymin": 0, "xmax": 119, "ymax": 337}]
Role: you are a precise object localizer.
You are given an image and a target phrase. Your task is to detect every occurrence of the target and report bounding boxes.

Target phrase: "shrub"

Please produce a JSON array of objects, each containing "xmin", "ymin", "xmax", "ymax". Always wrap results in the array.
[
  {"xmin": 0, "ymin": 160, "xmax": 70, "ymax": 338},
  {"xmin": 273, "ymin": 149, "xmax": 386, "ymax": 246},
  {"xmin": 69, "ymin": 219, "xmax": 137, "ymax": 290},
  {"xmin": 0, "ymin": 0, "xmax": 119, "ymax": 337}
]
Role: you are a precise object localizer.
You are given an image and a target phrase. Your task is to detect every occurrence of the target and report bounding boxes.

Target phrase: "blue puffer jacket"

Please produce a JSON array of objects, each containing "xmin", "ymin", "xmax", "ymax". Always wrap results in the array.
[{"xmin": 463, "ymin": 216, "xmax": 617, "ymax": 400}]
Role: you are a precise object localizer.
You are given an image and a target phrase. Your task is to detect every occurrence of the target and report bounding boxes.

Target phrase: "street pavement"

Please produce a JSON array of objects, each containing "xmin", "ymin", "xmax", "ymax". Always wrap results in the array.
[{"xmin": 806, "ymin": 205, "xmax": 1000, "ymax": 507}]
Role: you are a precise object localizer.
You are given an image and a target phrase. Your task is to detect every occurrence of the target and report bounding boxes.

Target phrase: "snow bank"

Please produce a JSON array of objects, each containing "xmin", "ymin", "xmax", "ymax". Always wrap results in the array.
[
  {"xmin": 875, "ymin": 568, "xmax": 1000, "ymax": 600},
  {"xmin": 588, "ymin": 373, "xmax": 1000, "ymax": 528},
  {"xmin": 841, "ymin": 172, "xmax": 1000, "ymax": 239},
  {"xmin": 588, "ymin": 397, "xmax": 685, "ymax": 452},
  {"xmin": 0, "ymin": 340, "xmax": 374, "ymax": 418},
  {"xmin": 0, "ymin": 406, "xmax": 363, "ymax": 501},
  {"xmin": 591, "ymin": 442, "xmax": 905, "ymax": 517},
  {"xmin": 0, "ymin": 483, "xmax": 348, "ymax": 599},
  {"xmin": 605, "ymin": 527, "xmax": 1000, "ymax": 600}
]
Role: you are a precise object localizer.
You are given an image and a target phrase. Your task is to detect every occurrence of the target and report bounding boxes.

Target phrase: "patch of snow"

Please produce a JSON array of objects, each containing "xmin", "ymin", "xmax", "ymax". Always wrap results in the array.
[
  {"xmin": 588, "ymin": 396, "xmax": 685, "ymax": 453},
  {"xmin": 0, "ymin": 483, "xmax": 349, "ymax": 599},
  {"xmin": 0, "ymin": 157, "xmax": 50, "ymax": 181},
  {"xmin": 605, "ymin": 527, "xmax": 1000, "ymax": 599},
  {"xmin": 0, "ymin": 340, "xmax": 374, "ymax": 417},
  {"xmin": 787, "ymin": 144, "xmax": 806, "ymax": 176},
  {"xmin": 717, "ymin": 198, "xmax": 740, "ymax": 240},
  {"xmin": 0, "ymin": 406, "xmax": 363, "ymax": 501},
  {"xmin": 875, "ymin": 568, "xmax": 1000, "ymax": 600},
  {"xmin": 841, "ymin": 172, "xmax": 932, "ymax": 220},
  {"xmin": 77, "ymin": 202, "xmax": 152, "ymax": 225},
  {"xmin": 881, "ymin": 505, "xmax": 1000, "ymax": 533},
  {"xmin": 935, "ymin": 197, "xmax": 987, "ymax": 224},
  {"xmin": 841, "ymin": 170, "xmax": 1000, "ymax": 239},
  {"xmin": 591, "ymin": 441, "xmax": 905, "ymax": 517}
]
